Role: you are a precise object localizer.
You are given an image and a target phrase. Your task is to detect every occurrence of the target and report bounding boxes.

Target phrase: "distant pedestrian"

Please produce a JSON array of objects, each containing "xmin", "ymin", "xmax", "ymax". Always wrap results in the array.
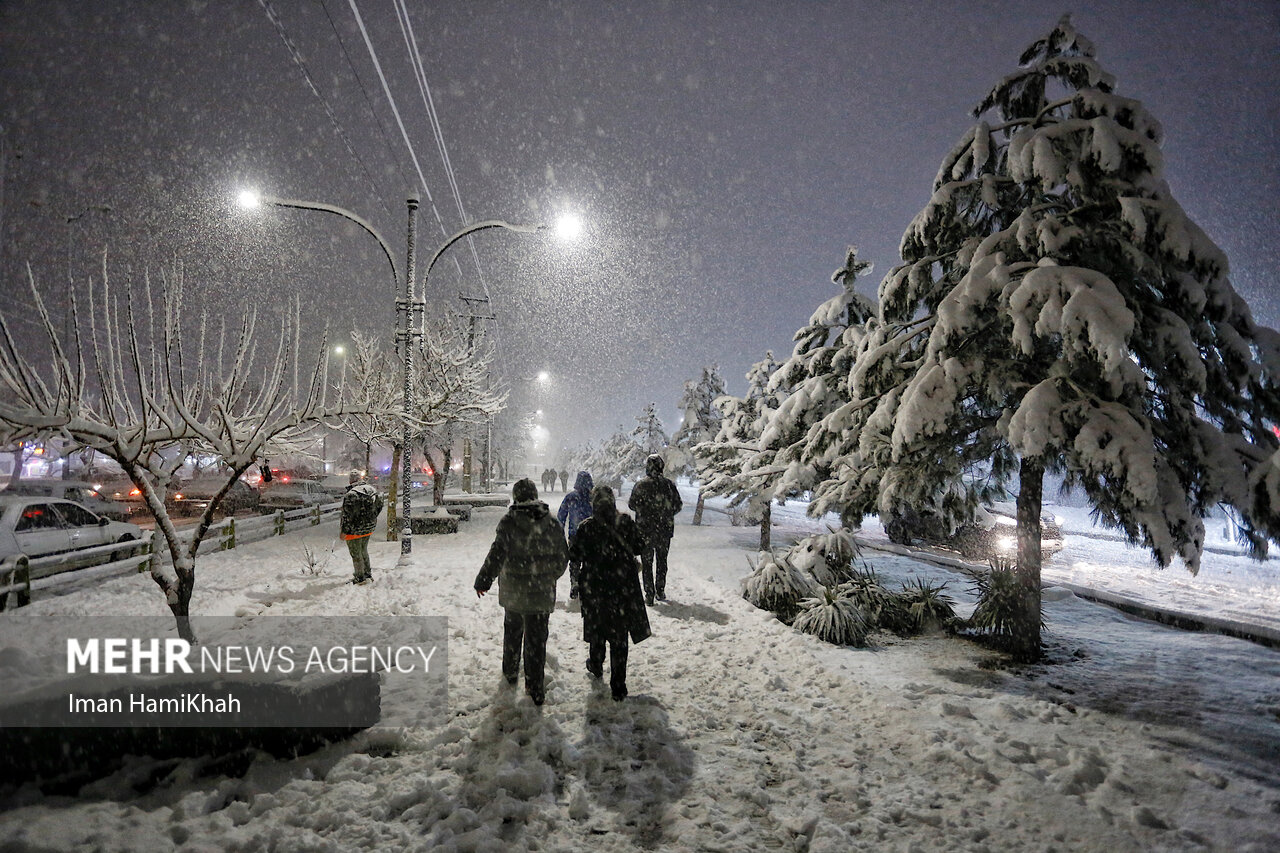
[
  {"xmin": 559, "ymin": 469, "xmax": 569, "ymax": 491},
  {"xmin": 628, "ymin": 454, "xmax": 683, "ymax": 605},
  {"xmin": 341, "ymin": 471, "xmax": 384, "ymax": 584},
  {"xmin": 557, "ymin": 470, "xmax": 595, "ymax": 599},
  {"xmin": 474, "ymin": 478, "xmax": 568, "ymax": 706},
  {"xmin": 569, "ymin": 485, "xmax": 649, "ymax": 701}
]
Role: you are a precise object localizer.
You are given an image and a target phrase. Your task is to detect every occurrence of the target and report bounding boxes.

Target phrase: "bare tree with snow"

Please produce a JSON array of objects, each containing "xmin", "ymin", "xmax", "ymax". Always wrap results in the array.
[
  {"xmin": 331, "ymin": 329, "xmax": 400, "ymax": 479},
  {"xmin": 0, "ymin": 260, "xmax": 394, "ymax": 641},
  {"xmin": 414, "ymin": 318, "xmax": 507, "ymax": 506}
]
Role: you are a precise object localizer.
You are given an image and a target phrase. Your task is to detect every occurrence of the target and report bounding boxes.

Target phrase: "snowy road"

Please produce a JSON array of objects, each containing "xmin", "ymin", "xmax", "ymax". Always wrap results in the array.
[{"xmin": 0, "ymin": 493, "xmax": 1277, "ymax": 851}]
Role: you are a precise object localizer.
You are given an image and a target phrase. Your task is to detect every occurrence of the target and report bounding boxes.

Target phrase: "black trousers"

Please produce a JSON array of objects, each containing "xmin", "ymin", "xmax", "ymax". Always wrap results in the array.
[
  {"xmin": 588, "ymin": 634, "xmax": 629, "ymax": 697},
  {"xmin": 640, "ymin": 536, "xmax": 671, "ymax": 598},
  {"xmin": 502, "ymin": 610, "xmax": 550, "ymax": 697}
]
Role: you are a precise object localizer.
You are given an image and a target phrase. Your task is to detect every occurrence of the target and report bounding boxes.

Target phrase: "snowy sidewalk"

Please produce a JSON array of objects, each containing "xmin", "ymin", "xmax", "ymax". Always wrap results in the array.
[{"xmin": 0, "ymin": 499, "xmax": 1277, "ymax": 851}]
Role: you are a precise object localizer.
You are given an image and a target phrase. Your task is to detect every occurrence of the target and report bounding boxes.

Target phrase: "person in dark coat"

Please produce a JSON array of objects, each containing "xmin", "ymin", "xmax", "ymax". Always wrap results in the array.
[
  {"xmin": 628, "ymin": 454, "xmax": 683, "ymax": 604},
  {"xmin": 557, "ymin": 470, "xmax": 594, "ymax": 599},
  {"xmin": 569, "ymin": 485, "xmax": 649, "ymax": 701},
  {"xmin": 341, "ymin": 471, "xmax": 384, "ymax": 584},
  {"xmin": 474, "ymin": 478, "xmax": 568, "ymax": 706},
  {"xmin": 558, "ymin": 469, "xmax": 569, "ymax": 491}
]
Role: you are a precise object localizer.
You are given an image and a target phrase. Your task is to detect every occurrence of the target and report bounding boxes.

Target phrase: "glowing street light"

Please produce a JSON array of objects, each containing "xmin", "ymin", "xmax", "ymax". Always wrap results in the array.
[{"xmin": 554, "ymin": 212, "xmax": 583, "ymax": 241}]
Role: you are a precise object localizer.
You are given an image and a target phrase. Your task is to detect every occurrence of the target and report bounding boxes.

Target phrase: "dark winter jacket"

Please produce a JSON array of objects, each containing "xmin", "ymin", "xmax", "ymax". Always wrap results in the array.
[
  {"xmin": 557, "ymin": 471, "xmax": 595, "ymax": 540},
  {"xmin": 341, "ymin": 484, "xmax": 384, "ymax": 538},
  {"xmin": 628, "ymin": 474, "xmax": 683, "ymax": 540},
  {"xmin": 475, "ymin": 501, "xmax": 568, "ymax": 613},
  {"xmin": 569, "ymin": 512, "xmax": 651, "ymax": 644}
]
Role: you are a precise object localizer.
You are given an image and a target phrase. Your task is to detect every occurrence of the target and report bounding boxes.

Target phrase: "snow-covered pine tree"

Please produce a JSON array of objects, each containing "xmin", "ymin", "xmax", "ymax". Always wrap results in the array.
[
  {"xmin": 695, "ymin": 352, "xmax": 786, "ymax": 549},
  {"xmin": 628, "ymin": 402, "xmax": 669, "ymax": 474},
  {"xmin": 864, "ymin": 16, "xmax": 1280, "ymax": 659},
  {"xmin": 671, "ymin": 365, "xmax": 727, "ymax": 524},
  {"xmin": 764, "ymin": 247, "xmax": 876, "ymax": 510},
  {"xmin": 586, "ymin": 428, "xmax": 636, "ymax": 493}
]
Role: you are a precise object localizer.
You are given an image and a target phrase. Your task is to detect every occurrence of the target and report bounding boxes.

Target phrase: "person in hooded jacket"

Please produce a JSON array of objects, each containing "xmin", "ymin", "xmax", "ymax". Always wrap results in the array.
[
  {"xmin": 569, "ymin": 485, "xmax": 649, "ymax": 701},
  {"xmin": 557, "ymin": 470, "xmax": 595, "ymax": 599},
  {"xmin": 628, "ymin": 454, "xmax": 683, "ymax": 604},
  {"xmin": 474, "ymin": 478, "xmax": 568, "ymax": 706}
]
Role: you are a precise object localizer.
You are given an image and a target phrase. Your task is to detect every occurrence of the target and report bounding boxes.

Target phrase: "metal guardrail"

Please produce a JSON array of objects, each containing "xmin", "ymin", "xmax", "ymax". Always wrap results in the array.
[{"xmin": 1, "ymin": 501, "xmax": 342, "ymax": 611}]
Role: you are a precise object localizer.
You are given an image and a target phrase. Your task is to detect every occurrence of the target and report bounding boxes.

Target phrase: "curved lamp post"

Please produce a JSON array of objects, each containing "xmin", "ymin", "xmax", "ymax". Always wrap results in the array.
[
  {"xmin": 241, "ymin": 190, "xmax": 580, "ymax": 558},
  {"xmin": 239, "ymin": 189, "xmax": 420, "ymax": 555}
]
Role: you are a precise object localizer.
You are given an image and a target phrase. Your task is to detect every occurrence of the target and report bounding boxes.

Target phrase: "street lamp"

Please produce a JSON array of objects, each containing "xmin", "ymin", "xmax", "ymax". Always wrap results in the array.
[
  {"xmin": 241, "ymin": 189, "xmax": 575, "ymax": 557},
  {"xmin": 239, "ymin": 188, "xmax": 419, "ymax": 556}
]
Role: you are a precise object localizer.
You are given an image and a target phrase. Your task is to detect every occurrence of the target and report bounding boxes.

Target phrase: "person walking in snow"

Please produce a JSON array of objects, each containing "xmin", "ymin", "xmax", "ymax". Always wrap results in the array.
[
  {"xmin": 474, "ymin": 478, "xmax": 568, "ymax": 706},
  {"xmin": 569, "ymin": 485, "xmax": 649, "ymax": 701},
  {"xmin": 557, "ymin": 470, "xmax": 595, "ymax": 599},
  {"xmin": 628, "ymin": 454, "xmax": 683, "ymax": 605},
  {"xmin": 559, "ymin": 469, "xmax": 569, "ymax": 491},
  {"xmin": 341, "ymin": 471, "xmax": 384, "ymax": 584}
]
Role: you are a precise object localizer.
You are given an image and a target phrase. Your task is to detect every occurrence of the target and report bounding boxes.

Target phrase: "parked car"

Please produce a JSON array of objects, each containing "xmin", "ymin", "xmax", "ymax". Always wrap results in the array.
[
  {"xmin": 0, "ymin": 495, "xmax": 144, "ymax": 564},
  {"xmin": 885, "ymin": 500, "xmax": 1064, "ymax": 560},
  {"xmin": 258, "ymin": 480, "xmax": 330, "ymax": 513},
  {"xmin": 167, "ymin": 478, "xmax": 261, "ymax": 517},
  {"xmin": 308, "ymin": 475, "xmax": 354, "ymax": 499},
  {"xmin": 96, "ymin": 475, "xmax": 155, "ymax": 516},
  {"xmin": 2, "ymin": 479, "xmax": 131, "ymax": 521}
]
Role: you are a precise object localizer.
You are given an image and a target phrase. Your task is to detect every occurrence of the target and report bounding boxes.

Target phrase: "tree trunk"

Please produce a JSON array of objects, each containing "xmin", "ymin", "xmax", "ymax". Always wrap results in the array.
[
  {"xmin": 364, "ymin": 441, "xmax": 372, "ymax": 477},
  {"xmin": 759, "ymin": 501, "xmax": 772, "ymax": 551},
  {"xmin": 386, "ymin": 443, "xmax": 402, "ymax": 541},
  {"xmin": 693, "ymin": 491, "xmax": 705, "ymax": 525},
  {"xmin": 1014, "ymin": 456, "xmax": 1045, "ymax": 662},
  {"xmin": 431, "ymin": 446, "xmax": 452, "ymax": 505}
]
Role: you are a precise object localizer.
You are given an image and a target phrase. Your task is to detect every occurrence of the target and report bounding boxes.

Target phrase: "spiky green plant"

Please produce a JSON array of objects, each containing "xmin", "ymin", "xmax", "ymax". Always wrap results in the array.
[
  {"xmin": 898, "ymin": 577, "xmax": 957, "ymax": 634},
  {"xmin": 836, "ymin": 565, "xmax": 909, "ymax": 633},
  {"xmin": 743, "ymin": 552, "xmax": 820, "ymax": 622},
  {"xmin": 967, "ymin": 557, "xmax": 1045, "ymax": 655},
  {"xmin": 793, "ymin": 586, "xmax": 869, "ymax": 646}
]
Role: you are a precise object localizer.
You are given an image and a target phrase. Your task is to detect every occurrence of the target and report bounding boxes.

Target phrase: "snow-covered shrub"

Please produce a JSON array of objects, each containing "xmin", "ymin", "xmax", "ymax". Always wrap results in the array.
[
  {"xmin": 836, "ymin": 565, "xmax": 909, "ymax": 634},
  {"xmin": 898, "ymin": 578, "xmax": 957, "ymax": 634},
  {"xmin": 742, "ymin": 551, "xmax": 820, "ymax": 622},
  {"xmin": 793, "ymin": 587, "xmax": 869, "ymax": 646},
  {"xmin": 965, "ymin": 557, "xmax": 1044, "ymax": 657},
  {"xmin": 785, "ymin": 528, "xmax": 861, "ymax": 587}
]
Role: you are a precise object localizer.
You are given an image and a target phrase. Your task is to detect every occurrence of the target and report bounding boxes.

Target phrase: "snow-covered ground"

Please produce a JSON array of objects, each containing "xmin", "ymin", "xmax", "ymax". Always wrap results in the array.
[{"xmin": 1, "ymin": 487, "xmax": 1278, "ymax": 851}]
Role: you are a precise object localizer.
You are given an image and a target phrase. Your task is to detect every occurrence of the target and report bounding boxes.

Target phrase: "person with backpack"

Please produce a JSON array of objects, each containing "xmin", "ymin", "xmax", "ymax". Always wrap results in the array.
[
  {"xmin": 474, "ymin": 478, "xmax": 568, "ymax": 706},
  {"xmin": 628, "ymin": 454, "xmax": 683, "ymax": 604},
  {"xmin": 341, "ymin": 471, "xmax": 384, "ymax": 584},
  {"xmin": 557, "ymin": 470, "xmax": 595, "ymax": 599},
  {"xmin": 569, "ymin": 484, "xmax": 649, "ymax": 701}
]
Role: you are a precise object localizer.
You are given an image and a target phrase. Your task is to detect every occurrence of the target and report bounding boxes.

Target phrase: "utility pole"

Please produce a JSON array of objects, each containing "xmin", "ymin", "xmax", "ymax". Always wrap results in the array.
[{"xmin": 457, "ymin": 292, "xmax": 494, "ymax": 492}]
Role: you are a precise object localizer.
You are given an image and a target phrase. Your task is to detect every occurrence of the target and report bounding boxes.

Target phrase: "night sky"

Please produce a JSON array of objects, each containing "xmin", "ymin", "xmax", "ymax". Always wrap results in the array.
[{"xmin": 2, "ymin": 0, "xmax": 1277, "ymax": 454}]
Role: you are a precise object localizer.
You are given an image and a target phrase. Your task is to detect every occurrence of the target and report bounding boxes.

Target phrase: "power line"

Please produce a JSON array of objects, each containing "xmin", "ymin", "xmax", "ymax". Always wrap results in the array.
[
  {"xmin": 319, "ymin": 0, "xmax": 406, "ymax": 194},
  {"xmin": 392, "ymin": 0, "xmax": 503, "ymax": 356},
  {"xmin": 255, "ymin": 0, "xmax": 392, "ymax": 219}
]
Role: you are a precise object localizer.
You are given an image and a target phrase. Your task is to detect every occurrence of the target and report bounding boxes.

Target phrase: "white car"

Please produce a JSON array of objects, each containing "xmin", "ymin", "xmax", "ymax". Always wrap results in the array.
[
  {"xmin": 0, "ymin": 495, "xmax": 144, "ymax": 564},
  {"xmin": 3, "ymin": 478, "xmax": 132, "ymax": 521}
]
